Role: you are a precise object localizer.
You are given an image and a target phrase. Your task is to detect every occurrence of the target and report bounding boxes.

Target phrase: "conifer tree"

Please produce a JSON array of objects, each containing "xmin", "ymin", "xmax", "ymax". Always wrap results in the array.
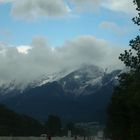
[{"xmin": 106, "ymin": 1, "xmax": 140, "ymax": 140}]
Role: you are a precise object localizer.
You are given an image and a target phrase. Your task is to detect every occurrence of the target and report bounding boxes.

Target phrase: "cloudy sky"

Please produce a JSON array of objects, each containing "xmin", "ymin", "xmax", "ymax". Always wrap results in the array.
[{"xmin": 0, "ymin": 0, "xmax": 138, "ymax": 85}]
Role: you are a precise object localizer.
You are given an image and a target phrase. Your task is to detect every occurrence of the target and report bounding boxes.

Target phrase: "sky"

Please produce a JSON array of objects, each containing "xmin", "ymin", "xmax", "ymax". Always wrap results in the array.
[{"xmin": 0, "ymin": 0, "xmax": 138, "ymax": 86}]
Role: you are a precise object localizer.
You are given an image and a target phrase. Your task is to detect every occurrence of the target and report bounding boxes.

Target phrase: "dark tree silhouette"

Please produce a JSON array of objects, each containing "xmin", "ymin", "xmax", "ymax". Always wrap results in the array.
[
  {"xmin": 45, "ymin": 115, "xmax": 62, "ymax": 136},
  {"xmin": 106, "ymin": 1, "xmax": 140, "ymax": 140},
  {"xmin": 0, "ymin": 104, "xmax": 44, "ymax": 136}
]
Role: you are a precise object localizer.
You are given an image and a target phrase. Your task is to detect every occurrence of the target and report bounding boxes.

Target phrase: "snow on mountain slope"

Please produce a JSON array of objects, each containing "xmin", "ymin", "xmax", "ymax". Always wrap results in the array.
[
  {"xmin": 0, "ymin": 64, "xmax": 121, "ymax": 122},
  {"xmin": 57, "ymin": 65, "xmax": 104, "ymax": 95},
  {"xmin": 0, "ymin": 69, "xmax": 70, "ymax": 96},
  {"xmin": 58, "ymin": 65, "xmax": 120, "ymax": 96},
  {"xmin": 0, "ymin": 64, "xmax": 121, "ymax": 98}
]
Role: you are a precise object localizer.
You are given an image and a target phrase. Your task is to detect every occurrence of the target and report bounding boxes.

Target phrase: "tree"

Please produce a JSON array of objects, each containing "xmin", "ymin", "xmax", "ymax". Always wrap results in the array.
[
  {"xmin": 106, "ymin": 1, "xmax": 140, "ymax": 140},
  {"xmin": 0, "ymin": 104, "xmax": 44, "ymax": 136},
  {"xmin": 45, "ymin": 115, "xmax": 62, "ymax": 136}
]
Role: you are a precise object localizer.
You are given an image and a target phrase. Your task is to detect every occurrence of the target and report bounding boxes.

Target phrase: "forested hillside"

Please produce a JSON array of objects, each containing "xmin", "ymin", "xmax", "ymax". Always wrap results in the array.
[{"xmin": 0, "ymin": 104, "xmax": 44, "ymax": 136}]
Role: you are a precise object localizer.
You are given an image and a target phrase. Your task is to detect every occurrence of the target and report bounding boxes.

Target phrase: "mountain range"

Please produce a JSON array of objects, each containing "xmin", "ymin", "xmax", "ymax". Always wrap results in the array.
[{"xmin": 0, "ymin": 65, "xmax": 121, "ymax": 124}]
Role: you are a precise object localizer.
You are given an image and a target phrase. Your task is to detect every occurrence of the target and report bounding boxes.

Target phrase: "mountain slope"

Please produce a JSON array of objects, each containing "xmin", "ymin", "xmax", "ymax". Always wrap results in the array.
[
  {"xmin": 0, "ymin": 65, "xmax": 121, "ymax": 123},
  {"xmin": 59, "ymin": 65, "xmax": 104, "ymax": 96}
]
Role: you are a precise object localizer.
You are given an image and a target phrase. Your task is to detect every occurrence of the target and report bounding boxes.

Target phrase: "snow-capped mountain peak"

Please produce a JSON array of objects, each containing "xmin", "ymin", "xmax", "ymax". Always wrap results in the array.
[{"xmin": 0, "ymin": 64, "xmax": 121, "ymax": 98}]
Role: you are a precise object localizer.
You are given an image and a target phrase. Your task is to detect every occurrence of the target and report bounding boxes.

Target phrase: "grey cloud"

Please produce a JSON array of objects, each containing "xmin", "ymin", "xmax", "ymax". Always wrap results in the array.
[
  {"xmin": 0, "ymin": 0, "xmax": 135, "ymax": 21},
  {"xmin": 0, "ymin": 36, "xmax": 124, "ymax": 85},
  {"xmin": 31, "ymin": 36, "xmax": 50, "ymax": 48},
  {"xmin": 69, "ymin": 0, "xmax": 102, "ymax": 12},
  {"xmin": 59, "ymin": 36, "xmax": 124, "ymax": 69},
  {"xmin": 99, "ymin": 21, "xmax": 130, "ymax": 37},
  {"xmin": 11, "ymin": 0, "xmax": 70, "ymax": 20},
  {"xmin": 0, "ymin": 0, "xmax": 15, "ymax": 4}
]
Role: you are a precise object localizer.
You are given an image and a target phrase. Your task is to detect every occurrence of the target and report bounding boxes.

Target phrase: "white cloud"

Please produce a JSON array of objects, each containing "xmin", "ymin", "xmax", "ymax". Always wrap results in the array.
[
  {"xmin": 102, "ymin": 0, "xmax": 136, "ymax": 14},
  {"xmin": 0, "ymin": 0, "xmax": 136, "ymax": 20},
  {"xmin": 0, "ymin": 36, "xmax": 124, "ymax": 86},
  {"xmin": 17, "ymin": 45, "xmax": 31, "ymax": 54},
  {"xmin": 70, "ymin": 0, "xmax": 136, "ymax": 14}
]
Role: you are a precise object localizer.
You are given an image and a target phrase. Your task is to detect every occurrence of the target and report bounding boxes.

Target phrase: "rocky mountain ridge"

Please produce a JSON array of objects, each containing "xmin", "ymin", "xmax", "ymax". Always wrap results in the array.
[{"xmin": 0, "ymin": 65, "xmax": 121, "ymax": 123}]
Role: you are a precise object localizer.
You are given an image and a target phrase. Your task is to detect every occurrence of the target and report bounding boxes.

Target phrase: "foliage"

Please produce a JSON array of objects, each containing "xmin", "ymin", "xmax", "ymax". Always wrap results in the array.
[
  {"xmin": 105, "ymin": 0, "xmax": 140, "ymax": 140},
  {"xmin": 0, "ymin": 104, "xmax": 87, "ymax": 137},
  {"xmin": 0, "ymin": 104, "xmax": 44, "ymax": 136},
  {"xmin": 45, "ymin": 115, "xmax": 62, "ymax": 136}
]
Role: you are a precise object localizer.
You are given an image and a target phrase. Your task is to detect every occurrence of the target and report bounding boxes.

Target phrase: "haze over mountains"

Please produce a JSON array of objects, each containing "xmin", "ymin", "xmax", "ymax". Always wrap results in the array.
[{"xmin": 0, "ymin": 64, "xmax": 121, "ymax": 123}]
